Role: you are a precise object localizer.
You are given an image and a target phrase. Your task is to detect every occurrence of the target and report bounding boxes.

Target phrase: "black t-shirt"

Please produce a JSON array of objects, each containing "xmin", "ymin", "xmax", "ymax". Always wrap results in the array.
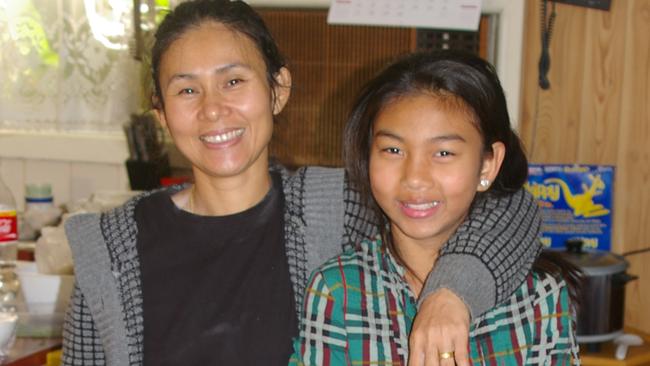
[{"xmin": 136, "ymin": 173, "xmax": 297, "ymax": 365}]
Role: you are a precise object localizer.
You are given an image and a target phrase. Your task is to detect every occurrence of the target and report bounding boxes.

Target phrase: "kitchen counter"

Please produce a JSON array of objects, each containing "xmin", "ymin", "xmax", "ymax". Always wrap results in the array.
[
  {"xmin": 3, "ymin": 337, "xmax": 61, "ymax": 366},
  {"xmin": 581, "ymin": 328, "xmax": 650, "ymax": 365}
]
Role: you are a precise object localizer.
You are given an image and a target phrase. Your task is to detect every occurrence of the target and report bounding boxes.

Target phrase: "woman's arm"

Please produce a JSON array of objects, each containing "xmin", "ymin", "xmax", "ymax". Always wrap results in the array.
[
  {"xmin": 61, "ymin": 286, "xmax": 107, "ymax": 365},
  {"xmin": 420, "ymin": 189, "xmax": 542, "ymax": 316},
  {"xmin": 343, "ymin": 184, "xmax": 542, "ymax": 317}
]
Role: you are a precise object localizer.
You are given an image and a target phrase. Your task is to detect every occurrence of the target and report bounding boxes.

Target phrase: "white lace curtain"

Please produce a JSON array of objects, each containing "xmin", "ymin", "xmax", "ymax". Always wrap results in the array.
[{"xmin": 0, "ymin": 0, "xmax": 143, "ymax": 132}]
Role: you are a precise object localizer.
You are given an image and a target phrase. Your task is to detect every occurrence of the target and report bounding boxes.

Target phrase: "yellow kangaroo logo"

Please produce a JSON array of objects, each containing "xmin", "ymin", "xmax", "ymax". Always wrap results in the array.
[{"xmin": 544, "ymin": 174, "xmax": 610, "ymax": 218}]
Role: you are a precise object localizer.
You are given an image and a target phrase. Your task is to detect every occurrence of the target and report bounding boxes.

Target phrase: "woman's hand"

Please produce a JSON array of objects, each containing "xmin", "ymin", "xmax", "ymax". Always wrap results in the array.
[{"xmin": 408, "ymin": 288, "xmax": 471, "ymax": 366}]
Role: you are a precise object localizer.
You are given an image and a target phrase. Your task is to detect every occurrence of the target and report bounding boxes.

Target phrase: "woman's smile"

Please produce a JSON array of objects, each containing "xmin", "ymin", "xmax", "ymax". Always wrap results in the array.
[{"xmin": 199, "ymin": 128, "xmax": 245, "ymax": 145}]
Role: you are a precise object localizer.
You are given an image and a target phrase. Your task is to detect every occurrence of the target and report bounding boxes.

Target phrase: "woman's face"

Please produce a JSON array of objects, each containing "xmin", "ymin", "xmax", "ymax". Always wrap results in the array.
[
  {"xmin": 154, "ymin": 21, "xmax": 290, "ymax": 181},
  {"xmin": 369, "ymin": 93, "xmax": 502, "ymax": 251}
]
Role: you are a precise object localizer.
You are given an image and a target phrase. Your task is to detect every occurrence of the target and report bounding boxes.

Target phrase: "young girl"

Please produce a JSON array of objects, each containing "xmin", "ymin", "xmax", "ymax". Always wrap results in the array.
[
  {"xmin": 292, "ymin": 51, "xmax": 581, "ymax": 365},
  {"xmin": 62, "ymin": 1, "xmax": 544, "ymax": 364}
]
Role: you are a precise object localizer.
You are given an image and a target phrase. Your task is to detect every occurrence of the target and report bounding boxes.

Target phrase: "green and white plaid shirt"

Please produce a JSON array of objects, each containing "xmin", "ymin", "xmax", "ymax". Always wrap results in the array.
[{"xmin": 291, "ymin": 237, "xmax": 580, "ymax": 365}]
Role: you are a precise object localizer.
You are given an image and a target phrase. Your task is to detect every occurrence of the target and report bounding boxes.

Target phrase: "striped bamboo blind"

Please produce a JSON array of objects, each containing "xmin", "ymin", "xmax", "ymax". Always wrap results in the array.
[{"xmin": 258, "ymin": 9, "xmax": 487, "ymax": 167}]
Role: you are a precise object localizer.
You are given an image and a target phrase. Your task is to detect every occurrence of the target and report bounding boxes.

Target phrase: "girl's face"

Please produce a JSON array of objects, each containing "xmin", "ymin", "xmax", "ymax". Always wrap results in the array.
[
  {"xmin": 154, "ymin": 21, "xmax": 290, "ymax": 181},
  {"xmin": 369, "ymin": 93, "xmax": 503, "ymax": 251}
]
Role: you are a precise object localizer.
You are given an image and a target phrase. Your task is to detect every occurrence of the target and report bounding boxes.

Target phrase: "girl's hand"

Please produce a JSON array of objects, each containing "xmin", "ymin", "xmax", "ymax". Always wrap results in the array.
[{"xmin": 408, "ymin": 288, "xmax": 471, "ymax": 366}]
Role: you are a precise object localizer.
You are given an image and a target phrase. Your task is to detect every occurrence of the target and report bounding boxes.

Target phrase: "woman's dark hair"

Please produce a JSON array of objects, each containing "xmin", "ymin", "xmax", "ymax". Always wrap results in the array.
[
  {"xmin": 344, "ymin": 50, "xmax": 581, "ymax": 306},
  {"xmin": 151, "ymin": 0, "xmax": 286, "ymax": 108}
]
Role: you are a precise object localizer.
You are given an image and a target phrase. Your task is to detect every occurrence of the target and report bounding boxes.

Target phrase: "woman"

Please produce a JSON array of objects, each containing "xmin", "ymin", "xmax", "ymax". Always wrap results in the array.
[
  {"xmin": 62, "ymin": 1, "xmax": 543, "ymax": 365},
  {"xmin": 292, "ymin": 50, "xmax": 581, "ymax": 365}
]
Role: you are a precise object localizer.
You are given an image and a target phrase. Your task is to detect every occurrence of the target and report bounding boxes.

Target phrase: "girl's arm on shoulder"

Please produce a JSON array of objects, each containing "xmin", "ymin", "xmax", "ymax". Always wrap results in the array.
[{"xmin": 290, "ymin": 269, "xmax": 350, "ymax": 366}]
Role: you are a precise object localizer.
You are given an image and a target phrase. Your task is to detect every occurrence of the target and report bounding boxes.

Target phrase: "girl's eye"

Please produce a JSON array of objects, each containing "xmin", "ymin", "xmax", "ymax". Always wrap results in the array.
[
  {"xmin": 384, "ymin": 147, "xmax": 401, "ymax": 154},
  {"xmin": 227, "ymin": 78, "xmax": 243, "ymax": 87},
  {"xmin": 436, "ymin": 150, "xmax": 453, "ymax": 157}
]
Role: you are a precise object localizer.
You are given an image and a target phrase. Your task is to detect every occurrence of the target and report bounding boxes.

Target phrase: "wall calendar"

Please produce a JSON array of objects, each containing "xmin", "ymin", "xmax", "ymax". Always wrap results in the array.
[{"xmin": 328, "ymin": 0, "xmax": 483, "ymax": 31}]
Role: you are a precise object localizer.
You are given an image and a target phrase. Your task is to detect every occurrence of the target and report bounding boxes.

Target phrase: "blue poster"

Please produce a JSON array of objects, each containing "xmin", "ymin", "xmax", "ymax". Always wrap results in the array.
[{"xmin": 525, "ymin": 164, "xmax": 615, "ymax": 250}]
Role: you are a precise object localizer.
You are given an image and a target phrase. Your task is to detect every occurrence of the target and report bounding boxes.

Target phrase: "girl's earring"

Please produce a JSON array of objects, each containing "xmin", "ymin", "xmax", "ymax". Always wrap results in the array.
[{"xmin": 480, "ymin": 179, "xmax": 490, "ymax": 188}]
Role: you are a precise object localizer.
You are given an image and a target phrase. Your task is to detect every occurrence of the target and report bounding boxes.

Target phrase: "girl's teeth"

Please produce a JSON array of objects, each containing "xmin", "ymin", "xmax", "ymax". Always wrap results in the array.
[
  {"xmin": 405, "ymin": 201, "xmax": 439, "ymax": 210},
  {"xmin": 200, "ymin": 129, "xmax": 244, "ymax": 143}
]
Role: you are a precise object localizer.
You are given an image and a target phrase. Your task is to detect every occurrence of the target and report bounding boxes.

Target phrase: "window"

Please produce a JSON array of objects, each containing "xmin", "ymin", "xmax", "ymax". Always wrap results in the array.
[{"xmin": 0, "ymin": 0, "xmax": 166, "ymax": 132}]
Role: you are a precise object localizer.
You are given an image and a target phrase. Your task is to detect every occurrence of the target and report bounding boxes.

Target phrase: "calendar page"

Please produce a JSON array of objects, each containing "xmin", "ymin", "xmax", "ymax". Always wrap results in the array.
[{"xmin": 327, "ymin": 0, "xmax": 483, "ymax": 31}]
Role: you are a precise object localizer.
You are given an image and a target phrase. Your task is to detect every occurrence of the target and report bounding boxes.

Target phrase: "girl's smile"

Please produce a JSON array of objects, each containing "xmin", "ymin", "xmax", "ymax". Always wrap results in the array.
[{"xmin": 399, "ymin": 199, "xmax": 441, "ymax": 219}]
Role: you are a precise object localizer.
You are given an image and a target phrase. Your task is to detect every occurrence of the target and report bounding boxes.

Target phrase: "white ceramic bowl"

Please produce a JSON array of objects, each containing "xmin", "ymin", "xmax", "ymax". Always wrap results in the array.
[{"xmin": 14, "ymin": 261, "xmax": 74, "ymax": 313}]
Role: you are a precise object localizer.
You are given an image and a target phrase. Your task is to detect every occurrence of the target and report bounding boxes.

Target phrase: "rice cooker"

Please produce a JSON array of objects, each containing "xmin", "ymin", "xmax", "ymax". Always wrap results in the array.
[{"xmin": 554, "ymin": 239, "xmax": 638, "ymax": 344}]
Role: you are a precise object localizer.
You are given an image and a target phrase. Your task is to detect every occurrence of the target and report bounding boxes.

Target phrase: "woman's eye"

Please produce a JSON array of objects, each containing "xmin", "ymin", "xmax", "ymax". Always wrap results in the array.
[
  {"xmin": 436, "ymin": 150, "xmax": 453, "ymax": 157},
  {"xmin": 178, "ymin": 88, "xmax": 196, "ymax": 95}
]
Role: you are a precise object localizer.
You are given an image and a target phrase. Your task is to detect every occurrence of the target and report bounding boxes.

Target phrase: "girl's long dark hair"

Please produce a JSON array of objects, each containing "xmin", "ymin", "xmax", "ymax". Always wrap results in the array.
[{"xmin": 533, "ymin": 251, "xmax": 583, "ymax": 311}]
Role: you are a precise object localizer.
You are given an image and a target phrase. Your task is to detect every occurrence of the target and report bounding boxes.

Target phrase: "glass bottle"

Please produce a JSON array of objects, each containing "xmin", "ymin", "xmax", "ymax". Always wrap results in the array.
[{"xmin": 0, "ymin": 175, "xmax": 18, "ymax": 262}]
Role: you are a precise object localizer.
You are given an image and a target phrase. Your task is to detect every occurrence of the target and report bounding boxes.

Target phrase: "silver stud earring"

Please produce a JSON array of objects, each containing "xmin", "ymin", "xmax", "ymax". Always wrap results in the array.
[{"xmin": 480, "ymin": 179, "xmax": 490, "ymax": 188}]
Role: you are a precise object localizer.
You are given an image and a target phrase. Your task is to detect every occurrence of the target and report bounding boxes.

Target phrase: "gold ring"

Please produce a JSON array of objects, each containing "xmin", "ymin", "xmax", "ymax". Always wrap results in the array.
[{"xmin": 440, "ymin": 351, "xmax": 454, "ymax": 360}]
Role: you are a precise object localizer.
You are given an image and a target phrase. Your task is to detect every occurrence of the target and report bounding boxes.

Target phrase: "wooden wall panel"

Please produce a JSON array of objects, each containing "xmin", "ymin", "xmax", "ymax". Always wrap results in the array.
[
  {"xmin": 521, "ymin": 3, "xmax": 588, "ymax": 162},
  {"xmin": 520, "ymin": 0, "xmax": 650, "ymax": 333},
  {"xmin": 576, "ymin": 1, "xmax": 626, "ymax": 164},
  {"xmin": 617, "ymin": 0, "xmax": 650, "ymax": 334},
  {"xmin": 616, "ymin": 0, "xmax": 650, "ymax": 258}
]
